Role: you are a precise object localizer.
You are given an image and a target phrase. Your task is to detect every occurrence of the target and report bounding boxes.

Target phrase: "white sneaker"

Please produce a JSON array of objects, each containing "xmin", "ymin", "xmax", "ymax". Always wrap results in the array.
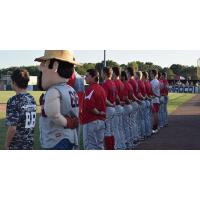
[{"xmin": 152, "ymin": 129, "xmax": 158, "ymax": 134}]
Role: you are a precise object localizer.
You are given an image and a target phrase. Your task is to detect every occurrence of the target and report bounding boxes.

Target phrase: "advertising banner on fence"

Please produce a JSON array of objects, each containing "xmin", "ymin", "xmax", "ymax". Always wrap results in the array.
[{"xmin": 169, "ymin": 86, "xmax": 199, "ymax": 93}]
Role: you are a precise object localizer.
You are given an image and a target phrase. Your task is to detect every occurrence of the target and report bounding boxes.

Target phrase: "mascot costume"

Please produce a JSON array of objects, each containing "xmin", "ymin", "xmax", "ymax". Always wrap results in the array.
[{"xmin": 35, "ymin": 50, "xmax": 80, "ymax": 150}]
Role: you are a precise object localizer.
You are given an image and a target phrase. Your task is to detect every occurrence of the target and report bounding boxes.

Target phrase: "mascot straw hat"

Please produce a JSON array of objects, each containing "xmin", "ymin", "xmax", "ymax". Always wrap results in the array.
[{"xmin": 35, "ymin": 50, "xmax": 81, "ymax": 66}]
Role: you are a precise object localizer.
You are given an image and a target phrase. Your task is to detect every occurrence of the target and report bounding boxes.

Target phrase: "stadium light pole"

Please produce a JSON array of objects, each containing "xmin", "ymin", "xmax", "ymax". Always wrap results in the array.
[
  {"xmin": 99, "ymin": 50, "xmax": 106, "ymax": 83},
  {"xmin": 104, "ymin": 50, "xmax": 106, "ymax": 68}
]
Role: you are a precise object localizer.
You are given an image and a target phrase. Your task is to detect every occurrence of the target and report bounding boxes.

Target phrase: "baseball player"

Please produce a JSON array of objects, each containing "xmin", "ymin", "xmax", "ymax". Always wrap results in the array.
[
  {"xmin": 127, "ymin": 67, "xmax": 140, "ymax": 146},
  {"xmin": 140, "ymin": 72, "xmax": 151, "ymax": 137},
  {"xmin": 161, "ymin": 72, "xmax": 169, "ymax": 126},
  {"xmin": 135, "ymin": 71, "xmax": 147, "ymax": 139},
  {"xmin": 35, "ymin": 50, "xmax": 80, "ymax": 150},
  {"xmin": 142, "ymin": 71, "xmax": 153, "ymax": 137},
  {"xmin": 5, "ymin": 69, "xmax": 36, "ymax": 150},
  {"xmin": 82, "ymin": 69, "xmax": 106, "ymax": 150},
  {"xmin": 102, "ymin": 67, "xmax": 117, "ymax": 150},
  {"xmin": 150, "ymin": 69, "xmax": 160, "ymax": 134},
  {"xmin": 112, "ymin": 67, "xmax": 126, "ymax": 150},
  {"xmin": 121, "ymin": 71, "xmax": 134, "ymax": 149},
  {"xmin": 158, "ymin": 72, "xmax": 165, "ymax": 128}
]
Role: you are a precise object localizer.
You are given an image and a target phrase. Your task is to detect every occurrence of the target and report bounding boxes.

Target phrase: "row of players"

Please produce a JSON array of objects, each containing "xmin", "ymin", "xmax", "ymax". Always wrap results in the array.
[{"xmin": 80, "ymin": 67, "xmax": 169, "ymax": 150}]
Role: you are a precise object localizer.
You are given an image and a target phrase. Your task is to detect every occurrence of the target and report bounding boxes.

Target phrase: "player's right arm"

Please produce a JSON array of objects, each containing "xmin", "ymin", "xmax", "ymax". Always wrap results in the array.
[
  {"xmin": 106, "ymin": 98, "xmax": 115, "ymax": 107},
  {"xmin": 102, "ymin": 83, "xmax": 115, "ymax": 107},
  {"xmin": 133, "ymin": 93, "xmax": 141, "ymax": 102},
  {"xmin": 90, "ymin": 108, "xmax": 105, "ymax": 116}
]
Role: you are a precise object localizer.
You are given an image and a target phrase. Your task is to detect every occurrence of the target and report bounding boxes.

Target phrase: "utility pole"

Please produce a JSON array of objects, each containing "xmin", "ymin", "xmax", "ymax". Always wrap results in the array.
[
  {"xmin": 104, "ymin": 50, "xmax": 106, "ymax": 68},
  {"xmin": 197, "ymin": 58, "xmax": 200, "ymax": 82},
  {"xmin": 99, "ymin": 50, "xmax": 107, "ymax": 83}
]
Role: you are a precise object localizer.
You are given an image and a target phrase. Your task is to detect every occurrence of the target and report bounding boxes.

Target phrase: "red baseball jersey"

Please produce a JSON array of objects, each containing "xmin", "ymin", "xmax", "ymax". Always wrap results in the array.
[
  {"xmin": 144, "ymin": 80, "xmax": 152, "ymax": 97},
  {"xmin": 67, "ymin": 72, "xmax": 76, "ymax": 87},
  {"xmin": 82, "ymin": 83, "xmax": 106, "ymax": 124},
  {"xmin": 138, "ymin": 80, "xmax": 147, "ymax": 97},
  {"xmin": 102, "ymin": 79, "xmax": 117, "ymax": 104},
  {"xmin": 159, "ymin": 79, "xmax": 165, "ymax": 96},
  {"xmin": 163, "ymin": 79, "xmax": 169, "ymax": 96},
  {"xmin": 114, "ymin": 79, "xmax": 124, "ymax": 102},
  {"xmin": 123, "ymin": 82, "xmax": 133, "ymax": 101},
  {"xmin": 128, "ymin": 79, "xmax": 138, "ymax": 97}
]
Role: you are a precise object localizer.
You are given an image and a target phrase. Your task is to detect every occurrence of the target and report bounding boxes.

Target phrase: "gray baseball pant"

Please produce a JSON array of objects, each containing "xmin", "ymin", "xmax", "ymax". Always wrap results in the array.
[
  {"xmin": 83, "ymin": 120, "xmax": 105, "ymax": 150},
  {"xmin": 105, "ymin": 107, "xmax": 115, "ymax": 137},
  {"xmin": 115, "ymin": 105, "xmax": 126, "ymax": 149},
  {"xmin": 163, "ymin": 96, "xmax": 168, "ymax": 126},
  {"xmin": 130, "ymin": 101, "xmax": 139, "ymax": 144},
  {"xmin": 159, "ymin": 96, "xmax": 165, "ymax": 128},
  {"xmin": 122, "ymin": 104, "xmax": 133, "ymax": 149}
]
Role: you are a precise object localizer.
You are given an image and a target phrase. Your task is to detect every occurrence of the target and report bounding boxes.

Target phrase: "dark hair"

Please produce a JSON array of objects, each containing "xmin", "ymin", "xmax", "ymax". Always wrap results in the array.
[
  {"xmin": 162, "ymin": 72, "xmax": 167, "ymax": 78},
  {"xmin": 127, "ymin": 67, "xmax": 135, "ymax": 76},
  {"xmin": 158, "ymin": 71, "xmax": 161, "ymax": 79},
  {"xmin": 112, "ymin": 67, "xmax": 120, "ymax": 77},
  {"xmin": 103, "ymin": 67, "xmax": 112, "ymax": 77},
  {"xmin": 87, "ymin": 68, "xmax": 99, "ymax": 82},
  {"xmin": 121, "ymin": 71, "xmax": 128, "ymax": 81},
  {"xmin": 48, "ymin": 59, "xmax": 74, "ymax": 79},
  {"xmin": 151, "ymin": 69, "xmax": 158, "ymax": 77},
  {"xmin": 11, "ymin": 69, "xmax": 30, "ymax": 89},
  {"xmin": 37, "ymin": 71, "xmax": 44, "ymax": 91},
  {"xmin": 136, "ymin": 71, "xmax": 142, "ymax": 79},
  {"xmin": 142, "ymin": 71, "xmax": 148, "ymax": 79}
]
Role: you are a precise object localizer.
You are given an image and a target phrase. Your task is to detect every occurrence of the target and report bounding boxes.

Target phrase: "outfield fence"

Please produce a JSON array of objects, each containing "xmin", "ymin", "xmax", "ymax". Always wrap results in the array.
[{"xmin": 169, "ymin": 86, "xmax": 200, "ymax": 93}]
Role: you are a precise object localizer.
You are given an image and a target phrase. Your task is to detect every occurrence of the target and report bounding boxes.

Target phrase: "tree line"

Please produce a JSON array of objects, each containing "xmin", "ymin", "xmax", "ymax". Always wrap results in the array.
[{"xmin": 0, "ymin": 61, "xmax": 199, "ymax": 80}]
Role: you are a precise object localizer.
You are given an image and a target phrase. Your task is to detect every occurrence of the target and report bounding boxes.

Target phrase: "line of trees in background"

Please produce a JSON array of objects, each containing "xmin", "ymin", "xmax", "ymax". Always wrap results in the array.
[
  {"xmin": 0, "ymin": 61, "xmax": 200, "ymax": 80},
  {"xmin": 166, "ymin": 64, "xmax": 200, "ymax": 80}
]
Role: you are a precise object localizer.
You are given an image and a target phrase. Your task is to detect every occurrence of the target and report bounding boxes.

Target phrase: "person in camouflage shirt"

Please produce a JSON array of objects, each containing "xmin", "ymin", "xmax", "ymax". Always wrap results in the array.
[{"xmin": 5, "ymin": 69, "xmax": 36, "ymax": 150}]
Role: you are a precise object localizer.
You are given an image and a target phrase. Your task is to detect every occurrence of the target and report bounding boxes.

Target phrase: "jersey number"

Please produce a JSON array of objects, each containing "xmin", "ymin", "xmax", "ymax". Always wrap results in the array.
[
  {"xmin": 25, "ymin": 112, "xmax": 36, "ymax": 128},
  {"xmin": 69, "ymin": 91, "xmax": 79, "ymax": 108}
]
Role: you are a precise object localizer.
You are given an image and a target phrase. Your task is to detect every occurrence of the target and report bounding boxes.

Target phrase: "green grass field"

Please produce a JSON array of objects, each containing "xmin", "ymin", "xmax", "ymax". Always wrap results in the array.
[
  {"xmin": 0, "ymin": 91, "xmax": 44, "ymax": 105},
  {"xmin": 167, "ymin": 93, "xmax": 195, "ymax": 113},
  {"xmin": 0, "ymin": 92, "xmax": 196, "ymax": 149}
]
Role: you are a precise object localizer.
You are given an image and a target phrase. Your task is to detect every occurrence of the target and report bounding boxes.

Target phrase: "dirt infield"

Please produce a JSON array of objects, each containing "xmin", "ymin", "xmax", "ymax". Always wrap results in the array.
[{"xmin": 135, "ymin": 94, "xmax": 200, "ymax": 150}]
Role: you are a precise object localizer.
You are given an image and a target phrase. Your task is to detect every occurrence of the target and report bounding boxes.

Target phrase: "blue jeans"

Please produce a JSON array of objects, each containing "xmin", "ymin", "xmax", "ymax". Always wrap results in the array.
[{"xmin": 47, "ymin": 139, "xmax": 74, "ymax": 150}]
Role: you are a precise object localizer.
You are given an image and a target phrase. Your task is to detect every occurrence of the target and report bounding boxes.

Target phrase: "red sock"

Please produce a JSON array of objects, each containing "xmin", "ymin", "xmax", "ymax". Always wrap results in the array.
[
  {"xmin": 111, "ymin": 136, "xmax": 115, "ymax": 149},
  {"xmin": 104, "ymin": 136, "xmax": 115, "ymax": 150}
]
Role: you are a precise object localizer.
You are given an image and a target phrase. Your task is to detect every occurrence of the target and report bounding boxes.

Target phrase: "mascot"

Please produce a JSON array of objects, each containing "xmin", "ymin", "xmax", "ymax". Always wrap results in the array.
[{"xmin": 35, "ymin": 50, "xmax": 80, "ymax": 150}]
